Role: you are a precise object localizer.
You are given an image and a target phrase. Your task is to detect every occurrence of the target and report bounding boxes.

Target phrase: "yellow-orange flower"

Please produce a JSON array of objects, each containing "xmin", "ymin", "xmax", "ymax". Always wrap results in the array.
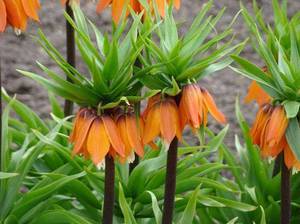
[
  {"xmin": 96, "ymin": 0, "xmax": 181, "ymax": 24},
  {"xmin": 244, "ymin": 67, "xmax": 271, "ymax": 106},
  {"xmin": 0, "ymin": 0, "xmax": 40, "ymax": 32},
  {"xmin": 250, "ymin": 104, "xmax": 300, "ymax": 170},
  {"xmin": 70, "ymin": 108, "xmax": 126, "ymax": 165},
  {"xmin": 179, "ymin": 84, "xmax": 226, "ymax": 131},
  {"xmin": 245, "ymin": 81, "xmax": 272, "ymax": 106},
  {"xmin": 143, "ymin": 94, "xmax": 182, "ymax": 146},
  {"xmin": 116, "ymin": 112, "xmax": 144, "ymax": 163}
]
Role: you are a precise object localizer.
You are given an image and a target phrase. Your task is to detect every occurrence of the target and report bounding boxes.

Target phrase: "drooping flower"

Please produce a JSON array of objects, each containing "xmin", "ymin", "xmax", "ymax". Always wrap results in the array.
[
  {"xmin": 179, "ymin": 84, "xmax": 226, "ymax": 131},
  {"xmin": 250, "ymin": 104, "xmax": 300, "ymax": 170},
  {"xmin": 0, "ymin": 0, "xmax": 40, "ymax": 32},
  {"xmin": 244, "ymin": 66, "xmax": 272, "ymax": 106},
  {"xmin": 70, "ymin": 108, "xmax": 126, "ymax": 165},
  {"xmin": 116, "ymin": 112, "xmax": 144, "ymax": 163},
  {"xmin": 244, "ymin": 81, "xmax": 272, "ymax": 106},
  {"xmin": 96, "ymin": 0, "xmax": 181, "ymax": 24},
  {"xmin": 143, "ymin": 94, "xmax": 182, "ymax": 147}
]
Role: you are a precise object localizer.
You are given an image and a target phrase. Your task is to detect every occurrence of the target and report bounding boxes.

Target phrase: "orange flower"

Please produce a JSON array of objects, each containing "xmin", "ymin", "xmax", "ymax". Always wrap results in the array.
[
  {"xmin": 116, "ymin": 113, "xmax": 144, "ymax": 163},
  {"xmin": 143, "ymin": 94, "xmax": 182, "ymax": 147},
  {"xmin": 96, "ymin": 0, "xmax": 181, "ymax": 24},
  {"xmin": 70, "ymin": 108, "xmax": 126, "ymax": 165},
  {"xmin": 1, "ymin": 0, "xmax": 40, "ymax": 32},
  {"xmin": 250, "ymin": 104, "xmax": 300, "ymax": 170},
  {"xmin": 244, "ymin": 81, "xmax": 272, "ymax": 106},
  {"xmin": 244, "ymin": 67, "xmax": 271, "ymax": 106},
  {"xmin": 179, "ymin": 84, "xmax": 226, "ymax": 131}
]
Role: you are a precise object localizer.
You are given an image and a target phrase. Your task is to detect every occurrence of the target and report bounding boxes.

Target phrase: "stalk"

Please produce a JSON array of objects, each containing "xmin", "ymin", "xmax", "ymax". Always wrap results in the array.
[
  {"xmin": 0, "ymin": 60, "xmax": 2, "ymax": 166},
  {"xmin": 162, "ymin": 137, "xmax": 178, "ymax": 224},
  {"xmin": 103, "ymin": 155, "xmax": 115, "ymax": 224},
  {"xmin": 64, "ymin": 1, "xmax": 75, "ymax": 116},
  {"xmin": 272, "ymin": 154, "xmax": 282, "ymax": 177},
  {"xmin": 281, "ymin": 156, "xmax": 291, "ymax": 224},
  {"xmin": 162, "ymin": 95, "xmax": 180, "ymax": 224}
]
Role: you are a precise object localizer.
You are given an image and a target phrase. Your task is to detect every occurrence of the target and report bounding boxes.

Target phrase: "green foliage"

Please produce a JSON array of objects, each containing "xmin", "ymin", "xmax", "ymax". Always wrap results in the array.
[
  {"xmin": 138, "ymin": 0, "xmax": 245, "ymax": 93},
  {"xmin": 0, "ymin": 91, "xmax": 260, "ymax": 223}
]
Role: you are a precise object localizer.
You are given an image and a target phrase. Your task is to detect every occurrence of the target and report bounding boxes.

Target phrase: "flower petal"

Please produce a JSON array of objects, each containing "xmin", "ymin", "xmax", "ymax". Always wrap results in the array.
[
  {"xmin": 5, "ymin": 0, "xmax": 28, "ymax": 30},
  {"xmin": 143, "ymin": 103, "xmax": 161, "ymax": 145},
  {"xmin": 160, "ymin": 99, "xmax": 178, "ymax": 144},
  {"xmin": 0, "ymin": 0, "xmax": 7, "ymax": 32},
  {"xmin": 87, "ymin": 118, "xmax": 110, "ymax": 165},
  {"xmin": 21, "ymin": 0, "xmax": 40, "ymax": 21},
  {"xmin": 244, "ymin": 81, "xmax": 271, "ymax": 106},
  {"xmin": 96, "ymin": 0, "xmax": 112, "ymax": 13},
  {"xmin": 202, "ymin": 88, "xmax": 226, "ymax": 124},
  {"xmin": 126, "ymin": 115, "xmax": 144, "ymax": 157},
  {"xmin": 284, "ymin": 144, "xmax": 295, "ymax": 170},
  {"xmin": 117, "ymin": 116, "xmax": 132, "ymax": 159},
  {"xmin": 266, "ymin": 106, "xmax": 288, "ymax": 147},
  {"xmin": 102, "ymin": 115, "xmax": 125, "ymax": 157},
  {"xmin": 112, "ymin": 0, "xmax": 126, "ymax": 23},
  {"xmin": 72, "ymin": 111, "xmax": 96, "ymax": 155}
]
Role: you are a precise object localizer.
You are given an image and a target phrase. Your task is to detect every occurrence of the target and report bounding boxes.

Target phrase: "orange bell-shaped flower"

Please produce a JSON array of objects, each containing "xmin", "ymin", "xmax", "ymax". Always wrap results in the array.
[
  {"xmin": 70, "ymin": 108, "xmax": 126, "ymax": 165},
  {"xmin": 116, "ymin": 112, "xmax": 144, "ymax": 163},
  {"xmin": 143, "ymin": 94, "xmax": 182, "ymax": 147},
  {"xmin": 179, "ymin": 84, "xmax": 226, "ymax": 131}
]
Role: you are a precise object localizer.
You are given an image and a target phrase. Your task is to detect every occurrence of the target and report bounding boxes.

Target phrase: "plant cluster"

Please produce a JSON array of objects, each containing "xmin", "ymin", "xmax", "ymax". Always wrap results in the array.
[{"xmin": 0, "ymin": 0, "xmax": 299, "ymax": 223}]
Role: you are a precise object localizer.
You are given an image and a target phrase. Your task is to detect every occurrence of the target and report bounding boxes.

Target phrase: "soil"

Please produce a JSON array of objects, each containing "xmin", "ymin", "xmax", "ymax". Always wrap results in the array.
[{"xmin": 1, "ymin": 0, "xmax": 300, "ymax": 148}]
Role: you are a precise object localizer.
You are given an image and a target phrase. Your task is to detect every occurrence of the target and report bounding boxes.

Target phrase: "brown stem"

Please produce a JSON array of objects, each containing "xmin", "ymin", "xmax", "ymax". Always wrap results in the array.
[
  {"xmin": 281, "ymin": 155, "xmax": 291, "ymax": 224},
  {"xmin": 162, "ymin": 137, "xmax": 178, "ymax": 224},
  {"xmin": 162, "ymin": 95, "xmax": 181, "ymax": 224},
  {"xmin": 272, "ymin": 154, "xmax": 282, "ymax": 177},
  {"xmin": 0, "ymin": 58, "xmax": 2, "ymax": 167},
  {"xmin": 64, "ymin": 2, "xmax": 75, "ymax": 116},
  {"xmin": 103, "ymin": 155, "xmax": 115, "ymax": 224}
]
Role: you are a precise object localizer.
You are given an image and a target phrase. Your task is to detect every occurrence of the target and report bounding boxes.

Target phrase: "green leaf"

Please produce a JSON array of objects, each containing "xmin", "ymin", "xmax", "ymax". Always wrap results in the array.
[
  {"xmin": 102, "ymin": 41, "xmax": 119, "ymax": 81},
  {"xmin": 11, "ymin": 172, "xmax": 86, "ymax": 218},
  {"xmin": 48, "ymin": 93, "xmax": 64, "ymax": 118},
  {"xmin": 286, "ymin": 118, "xmax": 300, "ymax": 161},
  {"xmin": 0, "ymin": 172, "xmax": 19, "ymax": 180},
  {"xmin": 179, "ymin": 186, "xmax": 200, "ymax": 224},
  {"xmin": 226, "ymin": 217, "xmax": 239, "ymax": 224},
  {"xmin": 30, "ymin": 210, "xmax": 93, "ymax": 224},
  {"xmin": 283, "ymin": 101, "xmax": 300, "ymax": 118},
  {"xmin": 147, "ymin": 191, "xmax": 162, "ymax": 224},
  {"xmin": 208, "ymin": 196, "xmax": 257, "ymax": 212},
  {"xmin": 118, "ymin": 183, "xmax": 137, "ymax": 224}
]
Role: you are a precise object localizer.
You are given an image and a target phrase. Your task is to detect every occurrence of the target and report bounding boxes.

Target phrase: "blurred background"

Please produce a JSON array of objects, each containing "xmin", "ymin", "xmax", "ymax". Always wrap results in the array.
[{"xmin": 0, "ymin": 0, "xmax": 299, "ymax": 146}]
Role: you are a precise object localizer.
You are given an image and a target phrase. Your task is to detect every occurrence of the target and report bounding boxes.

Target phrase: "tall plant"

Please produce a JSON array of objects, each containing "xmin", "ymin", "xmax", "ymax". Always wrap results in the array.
[
  {"xmin": 231, "ymin": 1, "xmax": 300, "ymax": 223},
  {"xmin": 137, "ymin": 1, "xmax": 245, "ymax": 222}
]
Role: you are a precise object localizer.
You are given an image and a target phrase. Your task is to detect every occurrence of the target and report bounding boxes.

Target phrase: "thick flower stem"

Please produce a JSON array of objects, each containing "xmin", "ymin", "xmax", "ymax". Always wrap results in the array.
[
  {"xmin": 64, "ymin": 2, "xmax": 75, "ymax": 116},
  {"xmin": 162, "ymin": 137, "xmax": 178, "ymax": 224},
  {"xmin": 0, "ymin": 61, "xmax": 2, "ymax": 166},
  {"xmin": 272, "ymin": 154, "xmax": 282, "ymax": 177},
  {"xmin": 281, "ymin": 157, "xmax": 291, "ymax": 224},
  {"xmin": 103, "ymin": 155, "xmax": 115, "ymax": 224}
]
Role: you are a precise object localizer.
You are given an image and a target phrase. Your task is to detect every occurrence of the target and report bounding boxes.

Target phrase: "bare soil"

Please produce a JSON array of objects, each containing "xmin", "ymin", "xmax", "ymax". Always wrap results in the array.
[{"xmin": 1, "ymin": 0, "xmax": 299, "ymax": 147}]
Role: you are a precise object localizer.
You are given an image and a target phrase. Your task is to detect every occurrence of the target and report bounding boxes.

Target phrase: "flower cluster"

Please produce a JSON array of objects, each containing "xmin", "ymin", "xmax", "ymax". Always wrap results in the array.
[
  {"xmin": 251, "ymin": 104, "xmax": 300, "ymax": 170},
  {"xmin": 0, "ymin": 0, "xmax": 40, "ymax": 32},
  {"xmin": 70, "ymin": 107, "xmax": 145, "ymax": 165},
  {"xmin": 70, "ymin": 84, "xmax": 225, "ymax": 165}
]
